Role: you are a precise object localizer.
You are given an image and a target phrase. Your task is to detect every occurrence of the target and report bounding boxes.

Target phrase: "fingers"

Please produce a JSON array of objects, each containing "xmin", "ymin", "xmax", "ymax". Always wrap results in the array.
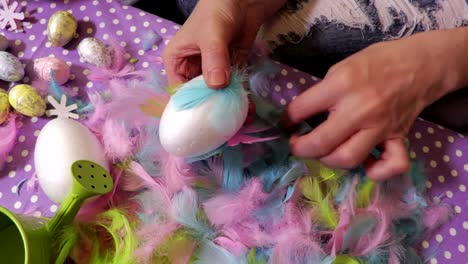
[
  {"xmin": 200, "ymin": 38, "xmax": 231, "ymax": 89},
  {"xmin": 289, "ymin": 110, "xmax": 359, "ymax": 159},
  {"xmin": 365, "ymin": 138, "xmax": 409, "ymax": 180},
  {"xmin": 163, "ymin": 53, "xmax": 187, "ymax": 87},
  {"xmin": 320, "ymin": 128, "xmax": 382, "ymax": 169}
]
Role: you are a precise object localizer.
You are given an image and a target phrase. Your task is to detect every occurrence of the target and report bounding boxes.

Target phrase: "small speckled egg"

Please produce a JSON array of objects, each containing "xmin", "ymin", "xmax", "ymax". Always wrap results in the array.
[
  {"xmin": 0, "ymin": 51, "xmax": 24, "ymax": 82},
  {"xmin": 0, "ymin": 35, "xmax": 8, "ymax": 51},
  {"xmin": 8, "ymin": 84, "xmax": 46, "ymax": 117},
  {"xmin": 77, "ymin": 38, "xmax": 112, "ymax": 68},
  {"xmin": 0, "ymin": 89, "xmax": 10, "ymax": 125},
  {"xmin": 47, "ymin": 11, "xmax": 78, "ymax": 47},
  {"xmin": 34, "ymin": 57, "xmax": 71, "ymax": 85}
]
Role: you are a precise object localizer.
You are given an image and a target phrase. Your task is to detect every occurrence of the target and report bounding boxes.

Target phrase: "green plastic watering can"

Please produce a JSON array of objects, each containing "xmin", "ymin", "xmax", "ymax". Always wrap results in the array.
[{"xmin": 0, "ymin": 160, "xmax": 114, "ymax": 264}]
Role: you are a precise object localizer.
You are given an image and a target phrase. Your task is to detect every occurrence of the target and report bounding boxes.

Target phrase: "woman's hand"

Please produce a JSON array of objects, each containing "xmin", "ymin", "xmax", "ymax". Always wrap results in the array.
[
  {"xmin": 163, "ymin": 0, "xmax": 286, "ymax": 88},
  {"xmin": 286, "ymin": 28, "xmax": 468, "ymax": 180}
]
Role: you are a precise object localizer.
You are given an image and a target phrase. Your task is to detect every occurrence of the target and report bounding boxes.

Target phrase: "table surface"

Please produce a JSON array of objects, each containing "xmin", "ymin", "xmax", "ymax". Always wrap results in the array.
[{"xmin": 0, "ymin": 1, "xmax": 467, "ymax": 263}]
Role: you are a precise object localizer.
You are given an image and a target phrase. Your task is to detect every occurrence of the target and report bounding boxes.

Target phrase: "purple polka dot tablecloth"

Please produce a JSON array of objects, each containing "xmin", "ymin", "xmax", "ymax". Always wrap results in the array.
[{"xmin": 0, "ymin": 1, "xmax": 466, "ymax": 263}]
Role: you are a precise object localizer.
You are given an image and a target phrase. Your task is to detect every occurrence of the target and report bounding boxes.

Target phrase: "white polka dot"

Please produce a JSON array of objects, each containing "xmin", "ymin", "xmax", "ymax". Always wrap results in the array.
[
  {"xmin": 45, "ymin": 42, "xmax": 52, "ymax": 48},
  {"xmin": 93, "ymin": 0, "xmax": 99, "ymax": 5},
  {"xmin": 11, "ymin": 185, "xmax": 17, "ymax": 193},
  {"xmin": 410, "ymin": 151, "xmax": 417, "ymax": 159},
  {"xmin": 425, "ymin": 181, "xmax": 432, "ymax": 188},
  {"xmin": 103, "ymin": 34, "xmax": 109, "ymax": 40},
  {"xmin": 160, "ymin": 28, "xmax": 167, "ymax": 34},
  {"xmin": 20, "ymin": 0, "xmax": 26, "ymax": 6},
  {"xmin": 427, "ymin": 127, "xmax": 434, "ymax": 134},
  {"xmin": 72, "ymin": 87, "xmax": 79, "ymax": 93},
  {"xmin": 30, "ymin": 195, "xmax": 38, "ymax": 203},
  {"xmin": 286, "ymin": 82, "xmax": 294, "ymax": 89},
  {"xmin": 96, "ymin": 11, "xmax": 102, "ymax": 16},
  {"xmin": 430, "ymin": 258, "xmax": 437, "ymax": 264},
  {"xmin": 50, "ymin": 205, "xmax": 58, "ymax": 213},
  {"xmin": 124, "ymin": 53, "xmax": 131, "ymax": 59},
  {"xmin": 292, "ymin": 96, "xmax": 297, "ymax": 101},
  {"xmin": 130, "ymin": 26, "xmax": 136, "ymax": 32},
  {"xmin": 437, "ymin": 175, "xmax": 445, "ymax": 183},
  {"xmin": 83, "ymin": 69, "xmax": 90, "ymax": 75},
  {"xmin": 444, "ymin": 251, "xmax": 451, "ymax": 259},
  {"xmin": 109, "ymin": 7, "xmax": 116, "ymax": 13},
  {"xmin": 0, "ymin": 192, "xmax": 2, "ymax": 199},
  {"xmin": 430, "ymin": 160, "xmax": 437, "ymax": 168},
  {"xmin": 17, "ymin": 51, "xmax": 24, "ymax": 58},
  {"xmin": 415, "ymin": 132, "xmax": 422, "ymax": 139},
  {"xmin": 21, "ymin": 150, "xmax": 29, "ymax": 157},
  {"xmin": 448, "ymin": 136, "xmax": 455, "ymax": 143},
  {"xmin": 107, "ymin": 0, "xmax": 113, "ymax": 3},
  {"xmin": 15, "ymin": 39, "xmax": 21, "ymax": 46},
  {"xmin": 454, "ymin": 206, "xmax": 461, "ymax": 214},
  {"xmin": 164, "ymin": 39, "xmax": 170, "ymax": 45},
  {"xmin": 33, "ymin": 211, "xmax": 42, "ymax": 218},
  {"xmin": 138, "ymin": 50, "xmax": 145, "ymax": 56},
  {"xmin": 449, "ymin": 228, "xmax": 457, "ymax": 236},
  {"xmin": 69, "ymin": 73, "xmax": 75, "ymax": 79},
  {"xmin": 14, "ymin": 201, "xmax": 22, "ymax": 209},
  {"xmin": 8, "ymin": 171, "xmax": 15, "ymax": 178},
  {"xmin": 274, "ymin": 85, "xmax": 281, "ymax": 92},
  {"xmin": 64, "ymin": 0, "xmax": 69, "ymax": 3},
  {"xmin": 436, "ymin": 234, "xmax": 443, "ymax": 242},
  {"xmin": 37, "ymin": 7, "xmax": 43, "ymax": 13},
  {"xmin": 422, "ymin": 146, "xmax": 430, "ymax": 153},
  {"xmin": 142, "ymin": 62, "xmax": 149, "ymax": 68},
  {"xmin": 24, "ymin": 164, "xmax": 32, "ymax": 172},
  {"xmin": 126, "ymin": 14, "xmax": 132, "ymax": 20},
  {"xmin": 173, "ymin": 25, "xmax": 180, "ymax": 29},
  {"xmin": 83, "ymin": 16, "xmax": 90, "ymax": 22},
  {"xmin": 143, "ymin": 21, "xmax": 150, "ymax": 27},
  {"xmin": 34, "ymin": 130, "xmax": 41, "ymax": 137},
  {"xmin": 120, "ymin": 41, "xmax": 127, "ymax": 47},
  {"xmin": 455, "ymin": 150, "xmax": 463, "ymax": 157},
  {"xmin": 18, "ymin": 135, "xmax": 25, "ymax": 142},
  {"xmin": 31, "ymin": 46, "xmax": 37, "ymax": 52},
  {"xmin": 422, "ymin": 241, "xmax": 429, "ymax": 249},
  {"xmin": 62, "ymin": 49, "xmax": 69, "ymax": 55},
  {"xmin": 459, "ymin": 184, "xmax": 466, "ymax": 192},
  {"xmin": 50, "ymin": 2, "xmax": 56, "ymax": 8},
  {"xmin": 156, "ymin": 18, "xmax": 162, "ymax": 22},
  {"xmin": 80, "ymin": 5, "xmax": 86, "ymax": 11},
  {"xmin": 42, "ymin": 30, "xmax": 47, "ymax": 36},
  {"xmin": 99, "ymin": 22, "xmax": 105, "ymax": 28},
  {"xmin": 113, "ymin": 19, "xmax": 120, "ymax": 25},
  {"xmin": 280, "ymin": 99, "xmax": 287, "ymax": 105},
  {"xmin": 443, "ymin": 155, "xmax": 450, "ymax": 162},
  {"xmin": 446, "ymin": 190, "xmax": 453, "ymax": 198},
  {"xmin": 86, "ymin": 82, "xmax": 93, "ymax": 88},
  {"xmin": 134, "ymin": 38, "xmax": 141, "ymax": 44},
  {"xmin": 7, "ymin": 156, "xmax": 13, "ymax": 163},
  {"xmin": 458, "ymin": 244, "xmax": 465, "ymax": 253},
  {"xmin": 434, "ymin": 141, "xmax": 442, "ymax": 148},
  {"xmin": 28, "ymin": 35, "xmax": 36, "ymax": 41},
  {"xmin": 451, "ymin": 169, "xmax": 458, "ymax": 177},
  {"xmin": 151, "ymin": 45, "xmax": 159, "ymax": 51},
  {"xmin": 299, "ymin": 78, "xmax": 306, "ymax": 84},
  {"xmin": 86, "ymin": 28, "xmax": 93, "ymax": 34},
  {"xmin": 463, "ymin": 221, "xmax": 468, "ymax": 230},
  {"xmin": 281, "ymin": 69, "xmax": 288, "ymax": 76},
  {"xmin": 116, "ymin": 30, "xmax": 123, "ymax": 36}
]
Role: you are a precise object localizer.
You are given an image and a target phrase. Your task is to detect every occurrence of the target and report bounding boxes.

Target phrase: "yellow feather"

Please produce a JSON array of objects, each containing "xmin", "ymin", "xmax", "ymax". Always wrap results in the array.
[{"xmin": 356, "ymin": 179, "xmax": 375, "ymax": 208}]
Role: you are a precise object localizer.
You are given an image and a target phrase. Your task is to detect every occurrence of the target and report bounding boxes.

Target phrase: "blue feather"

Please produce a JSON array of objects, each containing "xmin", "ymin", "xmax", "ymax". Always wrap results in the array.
[
  {"xmin": 193, "ymin": 240, "xmax": 247, "ymax": 264},
  {"xmin": 342, "ymin": 215, "xmax": 377, "ymax": 251},
  {"xmin": 146, "ymin": 68, "xmax": 167, "ymax": 93},
  {"xmin": 49, "ymin": 70, "xmax": 64, "ymax": 100},
  {"xmin": 222, "ymin": 146, "xmax": 245, "ymax": 192},
  {"xmin": 260, "ymin": 159, "xmax": 303, "ymax": 192},
  {"xmin": 248, "ymin": 59, "xmax": 280, "ymax": 97},
  {"xmin": 142, "ymin": 30, "xmax": 163, "ymax": 51},
  {"xmin": 134, "ymin": 122, "xmax": 162, "ymax": 175},
  {"xmin": 250, "ymin": 94, "xmax": 283, "ymax": 126},
  {"xmin": 186, "ymin": 143, "xmax": 227, "ymax": 163},
  {"xmin": 171, "ymin": 188, "xmax": 215, "ymax": 239}
]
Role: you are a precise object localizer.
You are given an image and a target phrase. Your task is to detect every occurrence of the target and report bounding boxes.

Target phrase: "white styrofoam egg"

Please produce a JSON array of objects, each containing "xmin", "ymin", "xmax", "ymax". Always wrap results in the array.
[
  {"xmin": 159, "ymin": 76, "xmax": 248, "ymax": 158},
  {"xmin": 34, "ymin": 118, "xmax": 108, "ymax": 203}
]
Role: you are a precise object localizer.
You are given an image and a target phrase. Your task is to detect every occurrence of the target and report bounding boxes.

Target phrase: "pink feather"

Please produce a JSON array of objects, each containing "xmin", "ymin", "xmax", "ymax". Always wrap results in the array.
[
  {"xmin": 422, "ymin": 203, "xmax": 453, "ymax": 232},
  {"xmin": 203, "ymin": 179, "xmax": 268, "ymax": 227},
  {"xmin": 270, "ymin": 230, "xmax": 323, "ymax": 264},
  {"xmin": 214, "ymin": 236, "xmax": 249, "ymax": 256},
  {"xmin": 160, "ymin": 152, "xmax": 194, "ymax": 194},
  {"xmin": 0, "ymin": 115, "xmax": 17, "ymax": 170},
  {"xmin": 227, "ymin": 124, "xmax": 278, "ymax": 147},
  {"xmin": 101, "ymin": 119, "xmax": 136, "ymax": 161}
]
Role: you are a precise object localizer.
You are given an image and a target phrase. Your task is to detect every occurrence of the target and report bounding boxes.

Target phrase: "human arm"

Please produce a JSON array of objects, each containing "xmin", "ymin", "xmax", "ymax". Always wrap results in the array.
[
  {"xmin": 285, "ymin": 27, "xmax": 468, "ymax": 180},
  {"xmin": 163, "ymin": 0, "xmax": 287, "ymax": 88}
]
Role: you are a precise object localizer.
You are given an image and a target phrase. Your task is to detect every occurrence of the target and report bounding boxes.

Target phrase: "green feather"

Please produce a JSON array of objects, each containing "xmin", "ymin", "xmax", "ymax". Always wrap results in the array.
[
  {"xmin": 247, "ymin": 248, "xmax": 266, "ymax": 264},
  {"xmin": 356, "ymin": 179, "xmax": 375, "ymax": 208}
]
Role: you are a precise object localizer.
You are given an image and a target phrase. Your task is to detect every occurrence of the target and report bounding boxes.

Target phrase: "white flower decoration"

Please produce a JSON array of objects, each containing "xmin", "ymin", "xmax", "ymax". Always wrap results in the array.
[
  {"xmin": 0, "ymin": 0, "xmax": 24, "ymax": 31},
  {"xmin": 46, "ymin": 95, "xmax": 79, "ymax": 119}
]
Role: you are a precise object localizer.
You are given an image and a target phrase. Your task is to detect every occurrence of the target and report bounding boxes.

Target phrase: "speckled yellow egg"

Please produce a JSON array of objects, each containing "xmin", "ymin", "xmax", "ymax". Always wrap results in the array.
[
  {"xmin": 77, "ymin": 38, "xmax": 112, "ymax": 68},
  {"xmin": 47, "ymin": 11, "xmax": 78, "ymax": 47},
  {"xmin": 0, "ymin": 89, "xmax": 10, "ymax": 124},
  {"xmin": 8, "ymin": 84, "xmax": 46, "ymax": 117},
  {"xmin": 0, "ymin": 51, "xmax": 24, "ymax": 82}
]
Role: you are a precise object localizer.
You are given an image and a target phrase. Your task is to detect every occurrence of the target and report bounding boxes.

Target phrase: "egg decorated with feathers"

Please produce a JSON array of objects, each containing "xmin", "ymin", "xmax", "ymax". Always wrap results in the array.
[
  {"xmin": 159, "ymin": 73, "xmax": 249, "ymax": 158},
  {"xmin": 34, "ymin": 118, "xmax": 109, "ymax": 203}
]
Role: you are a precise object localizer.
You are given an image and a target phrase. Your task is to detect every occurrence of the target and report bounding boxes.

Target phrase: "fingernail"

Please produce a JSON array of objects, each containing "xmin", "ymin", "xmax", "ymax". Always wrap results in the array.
[{"xmin": 208, "ymin": 69, "xmax": 227, "ymax": 88}]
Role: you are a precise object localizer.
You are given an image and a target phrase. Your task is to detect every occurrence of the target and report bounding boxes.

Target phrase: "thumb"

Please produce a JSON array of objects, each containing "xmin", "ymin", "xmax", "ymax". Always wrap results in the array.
[{"xmin": 199, "ymin": 38, "xmax": 231, "ymax": 89}]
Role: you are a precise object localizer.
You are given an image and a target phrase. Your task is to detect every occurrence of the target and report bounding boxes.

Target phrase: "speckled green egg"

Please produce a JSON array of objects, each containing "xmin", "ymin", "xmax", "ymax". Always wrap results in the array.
[
  {"xmin": 0, "ymin": 51, "xmax": 24, "ymax": 82},
  {"xmin": 8, "ymin": 84, "xmax": 46, "ymax": 117},
  {"xmin": 0, "ymin": 89, "xmax": 10, "ymax": 124},
  {"xmin": 47, "ymin": 11, "xmax": 78, "ymax": 47}
]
